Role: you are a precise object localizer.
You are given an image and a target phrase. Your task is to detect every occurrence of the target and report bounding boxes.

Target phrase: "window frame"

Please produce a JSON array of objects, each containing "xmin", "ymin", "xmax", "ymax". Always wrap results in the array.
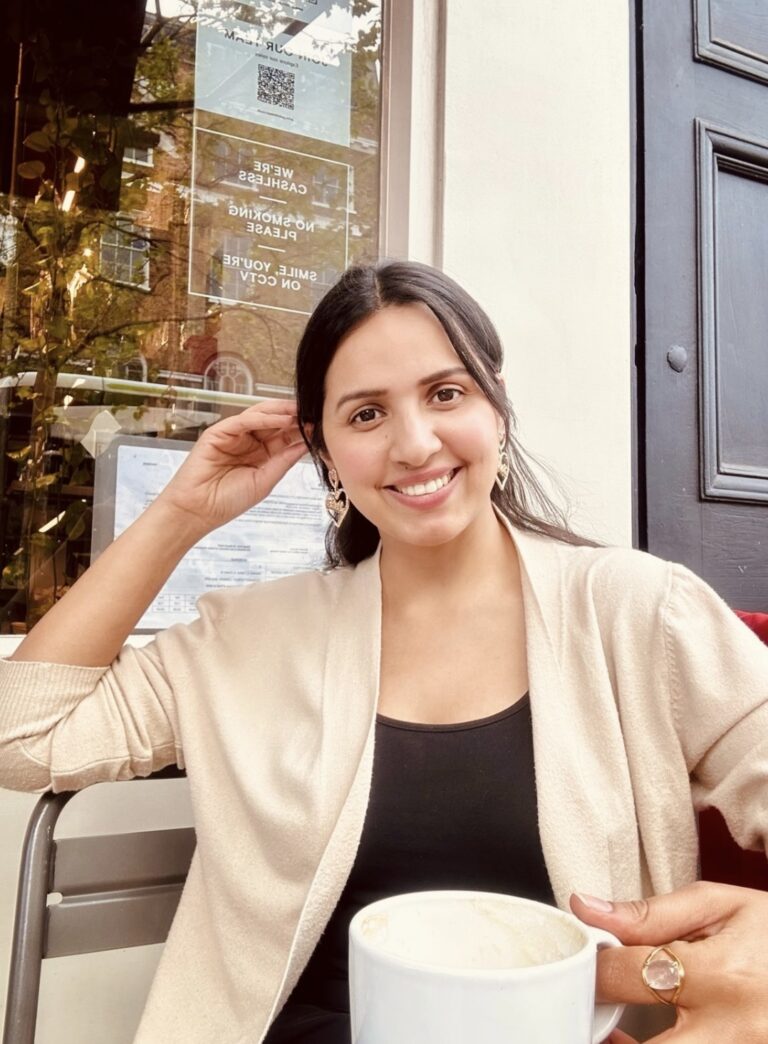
[{"xmin": 98, "ymin": 220, "xmax": 152, "ymax": 292}]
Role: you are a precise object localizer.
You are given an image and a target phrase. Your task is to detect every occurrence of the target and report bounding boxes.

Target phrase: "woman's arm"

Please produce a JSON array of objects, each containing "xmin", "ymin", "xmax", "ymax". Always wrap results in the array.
[
  {"xmin": 661, "ymin": 563, "xmax": 768, "ymax": 860},
  {"xmin": 1, "ymin": 401, "xmax": 309, "ymax": 792},
  {"xmin": 10, "ymin": 400, "xmax": 307, "ymax": 667},
  {"xmin": 578, "ymin": 568, "xmax": 768, "ymax": 1040}
]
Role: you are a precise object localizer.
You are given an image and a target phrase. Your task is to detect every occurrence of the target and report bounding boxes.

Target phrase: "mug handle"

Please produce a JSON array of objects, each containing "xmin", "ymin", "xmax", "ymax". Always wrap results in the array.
[{"xmin": 587, "ymin": 926, "xmax": 625, "ymax": 1043}]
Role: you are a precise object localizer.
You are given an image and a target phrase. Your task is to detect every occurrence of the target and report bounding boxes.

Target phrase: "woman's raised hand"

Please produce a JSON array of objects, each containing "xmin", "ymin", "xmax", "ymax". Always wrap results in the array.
[
  {"xmin": 571, "ymin": 881, "xmax": 768, "ymax": 1042},
  {"xmin": 155, "ymin": 399, "xmax": 309, "ymax": 538}
]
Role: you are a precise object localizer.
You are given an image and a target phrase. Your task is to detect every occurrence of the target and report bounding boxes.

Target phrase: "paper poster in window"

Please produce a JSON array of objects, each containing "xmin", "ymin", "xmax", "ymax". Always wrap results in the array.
[
  {"xmin": 195, "ymin": 0, "xmax": 354, "ymax": 148},
  {"xmin": 93, "ymin": 437, "xmax": 327, "ymax": 631}
]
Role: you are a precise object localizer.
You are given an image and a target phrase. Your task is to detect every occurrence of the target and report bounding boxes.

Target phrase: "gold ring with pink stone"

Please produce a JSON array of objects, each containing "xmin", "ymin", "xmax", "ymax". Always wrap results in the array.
[{"xmin": 641, "ymin": 945, "xmax": 685, "ymax": 1005}]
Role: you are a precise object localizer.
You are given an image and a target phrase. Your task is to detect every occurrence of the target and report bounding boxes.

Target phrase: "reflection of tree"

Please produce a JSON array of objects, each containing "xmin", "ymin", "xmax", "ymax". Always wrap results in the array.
[
  {"xmin": 0, "ymin": 3, "xmax": 198, "ymax": 627},
  {"xmin": 0, "ymin": 0, "xmax": 384, "ymax": 632}
]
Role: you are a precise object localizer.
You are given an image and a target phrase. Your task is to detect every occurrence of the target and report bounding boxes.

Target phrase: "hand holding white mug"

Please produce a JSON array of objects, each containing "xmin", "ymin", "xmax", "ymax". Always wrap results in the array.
[
  {"xmin": 571, "ymin": 880, "xmax": 768, "ymax": 1042},
  {"xmin": 154, "ymin": 399, "xmax": 308, "ymax": 538}
]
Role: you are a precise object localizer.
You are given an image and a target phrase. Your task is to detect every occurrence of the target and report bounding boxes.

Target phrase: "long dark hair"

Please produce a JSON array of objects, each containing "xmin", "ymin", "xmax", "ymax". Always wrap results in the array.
[{"xmin": 295, "ymin": 261, "xmax": 596, "ymax": 567}]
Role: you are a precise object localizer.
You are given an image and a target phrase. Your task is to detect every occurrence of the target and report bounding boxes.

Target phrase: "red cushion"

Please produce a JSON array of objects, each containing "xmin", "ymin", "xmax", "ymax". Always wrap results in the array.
[
  {"xmin": 734, "ymin": 609, "xmax": 768, "ymax": 645},
  {"xmin": 697, "ymin": 611, "xmax": 768, "ymax": 891}
]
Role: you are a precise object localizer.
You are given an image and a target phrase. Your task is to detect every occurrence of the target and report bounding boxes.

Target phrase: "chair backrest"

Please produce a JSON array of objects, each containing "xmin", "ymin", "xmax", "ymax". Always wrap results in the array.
[{"xmin": 2, "ymin": 767, "xmax": 193, "ymax": 1044}]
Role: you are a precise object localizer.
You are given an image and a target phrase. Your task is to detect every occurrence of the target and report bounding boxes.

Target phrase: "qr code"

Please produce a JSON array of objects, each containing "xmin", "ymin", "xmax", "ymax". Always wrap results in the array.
[{"xmin": 257, "ymin": 66, "xmax": 295, "ymax": 110}]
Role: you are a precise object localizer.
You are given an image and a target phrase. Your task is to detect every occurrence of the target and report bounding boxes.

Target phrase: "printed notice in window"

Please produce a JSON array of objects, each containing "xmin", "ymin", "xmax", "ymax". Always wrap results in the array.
[
  {"xmin": 93, "ymin": 437, "xmax": 327, "ymax": 631},
  {"xmin": 189, "ymin": 129, "xmax": 350, "ymax": 315},
  {"xmin": 195, "ymin": 0, "xmax": 354, "ymax": 147}
]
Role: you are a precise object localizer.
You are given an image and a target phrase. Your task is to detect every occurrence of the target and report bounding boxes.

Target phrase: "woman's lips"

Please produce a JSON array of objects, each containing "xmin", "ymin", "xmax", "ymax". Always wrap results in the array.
[
  {"xmin": 390, "ymin": 467, "xmax": 455, "ymax": 495},
  {"xmin": 384, "ymin": 467, "xmax": 461, "ymax": 509}
]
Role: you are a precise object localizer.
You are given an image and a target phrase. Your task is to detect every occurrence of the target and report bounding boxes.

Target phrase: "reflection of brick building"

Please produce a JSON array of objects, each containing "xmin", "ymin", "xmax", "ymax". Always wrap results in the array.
[
  {"xmin": 2, "ymin": 4, "xmax": 380, "ymax": 397},
  {"xmin": 184, "ymin": 333, "xmax": 219, "ymax": 376},
  {"xmin": 183, "ymin": 330, "xmax": 258, "ymax": 396},
  {"xmin": 0, "ymin": 2, "xmax": 381, "ymax": 641},
  {"xmin": 109, "ymin": 10, "xmax": 380, "ymax": 397}
]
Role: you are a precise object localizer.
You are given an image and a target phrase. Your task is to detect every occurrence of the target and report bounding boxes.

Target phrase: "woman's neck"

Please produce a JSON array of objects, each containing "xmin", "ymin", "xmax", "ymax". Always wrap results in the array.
[{"xmin": 378, "ymin": 507, "xmax": 520, "ymax": 611}]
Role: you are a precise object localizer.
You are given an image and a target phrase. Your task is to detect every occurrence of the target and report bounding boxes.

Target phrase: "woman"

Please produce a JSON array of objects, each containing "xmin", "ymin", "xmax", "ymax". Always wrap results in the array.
[{"xmin": 1, "ymin": 261, "xmax": 767, "ymax": 1043}]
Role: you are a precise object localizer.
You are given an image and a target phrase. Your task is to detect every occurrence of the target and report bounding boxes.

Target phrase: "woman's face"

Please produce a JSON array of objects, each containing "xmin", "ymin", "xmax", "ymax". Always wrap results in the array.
[{"xmin": 321, "ymin": 302, "xmax": 502, "ymax": 551}]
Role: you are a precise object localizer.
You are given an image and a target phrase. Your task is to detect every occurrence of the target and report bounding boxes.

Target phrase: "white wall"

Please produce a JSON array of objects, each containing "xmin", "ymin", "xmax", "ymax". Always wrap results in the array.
[
  {"xmin": 0, "ymin": 2, "xmax": 633, "ymax": 1038},
  {"xmin": 411, "ymin": 0, "xmax": 633, "ymax": 546}
]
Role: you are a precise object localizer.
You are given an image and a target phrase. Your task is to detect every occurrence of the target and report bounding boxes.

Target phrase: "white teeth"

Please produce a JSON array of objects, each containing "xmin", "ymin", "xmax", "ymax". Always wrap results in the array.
[{"xmin": 394, "ymin": 471, "xmax": 453, "ymax": 497}]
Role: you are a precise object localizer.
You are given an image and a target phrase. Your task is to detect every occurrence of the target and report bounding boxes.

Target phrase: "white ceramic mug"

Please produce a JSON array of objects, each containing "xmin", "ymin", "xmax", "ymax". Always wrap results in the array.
[{"xmin": 349, "ymin": 890, "xmax": 625, "ymax": 1044}]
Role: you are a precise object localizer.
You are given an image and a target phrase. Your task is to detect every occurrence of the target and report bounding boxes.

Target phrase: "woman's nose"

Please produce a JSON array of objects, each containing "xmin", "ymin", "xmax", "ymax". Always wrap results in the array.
[{"xmin": 389, "ymin": 413, "xmax": 442, "ymax": 467}]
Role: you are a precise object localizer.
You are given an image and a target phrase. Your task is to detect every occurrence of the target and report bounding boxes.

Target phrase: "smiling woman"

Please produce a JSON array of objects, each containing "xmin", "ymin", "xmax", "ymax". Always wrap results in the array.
[
  {"xmin": 295, "ymin": 261, "xmax": 595, "ymax": 567},
  {"xmin": 2, "ymin": 261, "xmax": 768, "ymax": 1044},
  {"xmin": 319, "ymin": 304, "xmax": 501, "ymax": 553}
]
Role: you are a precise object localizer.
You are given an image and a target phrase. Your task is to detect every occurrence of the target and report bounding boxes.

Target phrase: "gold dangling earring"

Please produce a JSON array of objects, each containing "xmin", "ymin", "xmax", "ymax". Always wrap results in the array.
[
  {"xmin": 496, "ymin": 434, "xmax": 510, "ymax": 492},
  {"xmin": 325, "ymin": 468, "xmax": 349, "ymax": 528}
]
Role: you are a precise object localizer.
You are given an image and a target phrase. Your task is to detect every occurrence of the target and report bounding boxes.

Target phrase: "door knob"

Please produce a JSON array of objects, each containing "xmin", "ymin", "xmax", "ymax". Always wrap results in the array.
[{"xmin": 666, "ymin": 345, "xmax": 688, "ymax": 372}]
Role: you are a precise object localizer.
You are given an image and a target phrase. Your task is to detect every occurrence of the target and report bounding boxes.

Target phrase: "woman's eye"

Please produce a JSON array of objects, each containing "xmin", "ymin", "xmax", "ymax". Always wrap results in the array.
[
  {"xmin": 434, "ymin": 387, "xmax": 462, "ymax": 403},
  {"xmin": 351, "ymin": 407, "xmax": 380, "ymax": 424}
]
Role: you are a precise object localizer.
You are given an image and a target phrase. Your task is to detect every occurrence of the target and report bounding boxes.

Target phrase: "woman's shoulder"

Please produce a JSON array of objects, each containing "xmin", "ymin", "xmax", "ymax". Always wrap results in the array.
[
  {"xmin": 522, "ymin": 528, "xmax": 674, "ymax": 591},
  {"xmin": 511, "ymin": 528, "xmax": 697, "ymax": 629},
  {"xmin": 533, "ymin": 533, "xmax": 743, "ymax": 629}
]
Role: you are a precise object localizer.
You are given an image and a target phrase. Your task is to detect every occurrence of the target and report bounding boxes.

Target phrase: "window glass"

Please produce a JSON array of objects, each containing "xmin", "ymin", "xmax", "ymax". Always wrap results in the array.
[
  {"xmin": 99, "ymin": 222, "xmax": 152, "ymax": 290},
  {"xmin": 0, "ymin": 0, "xmax": 384, "ymax": 632}
]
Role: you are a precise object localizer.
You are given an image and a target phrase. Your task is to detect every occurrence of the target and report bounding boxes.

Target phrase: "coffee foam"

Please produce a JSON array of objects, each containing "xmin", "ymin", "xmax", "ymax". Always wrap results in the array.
[{"xmin": 360, "ymin": 896, "xmax": 587, "ymax": 972}]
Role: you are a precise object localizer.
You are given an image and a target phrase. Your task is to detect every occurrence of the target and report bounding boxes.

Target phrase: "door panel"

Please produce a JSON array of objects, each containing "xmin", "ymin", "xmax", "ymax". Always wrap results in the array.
[
  {"xmin": 643, "ymin": 0, "xmax": 768, "ymax": 608},
  {"xmin": 698, "ymin": 122, "xmax": 768, "ymax": 500},
  {"xmin": 696, "ymin": 0, "xmax": 768, "ymax": 83}
]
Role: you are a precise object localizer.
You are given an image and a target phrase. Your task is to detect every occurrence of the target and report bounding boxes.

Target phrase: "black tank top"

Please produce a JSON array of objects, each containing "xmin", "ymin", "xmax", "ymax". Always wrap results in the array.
[{"xmin": 264, "ymin": 694, "xmax": 553, "ymax": 1043}]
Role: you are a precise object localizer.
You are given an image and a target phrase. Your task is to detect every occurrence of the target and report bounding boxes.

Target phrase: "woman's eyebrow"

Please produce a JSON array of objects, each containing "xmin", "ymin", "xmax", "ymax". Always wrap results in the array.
[{"xmin": 334, "ymin": 366, "xmax": 469, "ymax": 412}]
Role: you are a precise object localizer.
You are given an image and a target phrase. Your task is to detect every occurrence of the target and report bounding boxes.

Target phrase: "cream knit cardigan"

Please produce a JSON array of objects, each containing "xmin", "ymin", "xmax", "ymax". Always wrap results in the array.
[{"xmin": 1, "ymin": 520, "xmax": 768, "ymax": 1043}]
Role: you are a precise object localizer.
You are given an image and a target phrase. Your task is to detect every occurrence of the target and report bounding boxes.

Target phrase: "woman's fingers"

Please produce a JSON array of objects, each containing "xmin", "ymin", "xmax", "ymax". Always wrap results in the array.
[
  {"xmin": 217, "ymin": 433, "xmax": 307, "ymax": 479},
  {"xmin": 209, "ymin": 411, "xmax": 298, "ymax": 444},
  {"xmin": 240, "ymin": 398, "xmax": 298, "ymax": 416},
  {"xmin": 203, "ymin": 412, "xmax": 306, "ymax": 464},
  {"xmin": 572, "ymin": 885, "xmax": 737, "ymax": 1009},
  {"xmin": 261, "ymin": 436, "xmax": 309, "ymax": 469},
  {"xmin": 208, "ymin": 399, "xmax": 297, "ymax": 434},
  {"xmin": 571, "ymin": 882, "xmax": 768, "ymax": 1043},
  {"xmin": 594, "ymin": 939, "xmax": 697, "ymax": 1005},
  {"xmin": 570, "ymin": 883, "xmax": 744, "ymax": 946},
  {"xmin": 235, "ymin": 400, "xmax": 298, "ymax": 432}
]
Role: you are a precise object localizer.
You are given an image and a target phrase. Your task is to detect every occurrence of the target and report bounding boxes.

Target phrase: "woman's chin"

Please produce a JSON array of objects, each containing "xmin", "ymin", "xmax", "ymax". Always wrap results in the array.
[{"xmin": 377, "ymin": 512, "xmax": 478, "ymax": 551}]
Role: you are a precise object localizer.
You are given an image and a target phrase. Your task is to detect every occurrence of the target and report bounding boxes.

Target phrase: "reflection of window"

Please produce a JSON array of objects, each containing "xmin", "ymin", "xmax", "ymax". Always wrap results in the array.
[
  {"xmin": 310, "ymin": 265, "xmax": 342, "ymax": 309},
  {"xmin": 119, "ymin": 355, "xmax": 148, "ymax": 381},
  {"xmin": 215, "ymin": 144, "xmax": 255, "ymax": 187},
  {"xmin": 211, "ymin": 234, "xmax": 253, "ymax": 303},
  {"xmin": 203, "ymin": 355, "xmax": 253, "ymax": 395},
  {"xmin": 347, "ymin": 165, "xmax": 356, "ymax": 214},
  {"xmin": 100, "ymin": 223, "xmax": 151, "ymax": 289},
  {"xmin": 316, "ymin": 265, "xmax": 341, "ymax": 290},
  {"xmin": 0, "ymin": 213, "xmax": 17, "ymax": 267},
  {"xmin": 124, "ymin": 146, "xmax": 153, "ymax": 166},
  {"xmin": 312, "ymin": 170, "xmax": 342, "ymax": 208},
  {"xmin": 210, "ymin": 137, "xmax": 242, "ymax": 187}
]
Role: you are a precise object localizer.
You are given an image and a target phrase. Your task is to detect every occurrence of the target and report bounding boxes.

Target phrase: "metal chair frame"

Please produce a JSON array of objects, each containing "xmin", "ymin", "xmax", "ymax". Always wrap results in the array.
[{"xmin": 2, "ymin": 767, "xmax": 193, "ymax": 1044}]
